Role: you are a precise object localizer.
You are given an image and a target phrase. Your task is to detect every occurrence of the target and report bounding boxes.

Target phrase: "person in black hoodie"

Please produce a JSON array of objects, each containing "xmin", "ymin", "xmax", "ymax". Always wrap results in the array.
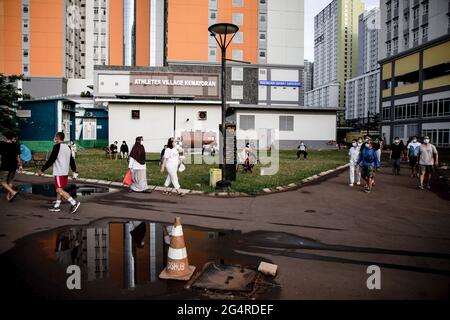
[{"xmin": 120, "ymin": 141, "xmax": 129, "ymax": 159}]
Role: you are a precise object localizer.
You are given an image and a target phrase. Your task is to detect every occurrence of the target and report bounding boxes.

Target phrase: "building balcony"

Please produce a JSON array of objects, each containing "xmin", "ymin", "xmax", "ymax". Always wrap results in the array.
[
  {"xmin": 394, "ymin": 82, "xmax": 419, "ymax": 96},
  {"xmin": 382, "ymin": 88, "xmax": 391, "ymax": 98},
  {"xmin": 423, "ymin": 75, "xmax": 450, "ymax": 90}
]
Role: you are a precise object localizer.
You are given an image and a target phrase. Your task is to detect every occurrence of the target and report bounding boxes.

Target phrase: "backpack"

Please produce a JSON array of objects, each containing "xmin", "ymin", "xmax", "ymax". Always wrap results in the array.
[{"xmin": 408, "ymin": 144, "xmax": 415, "ymax": 157}]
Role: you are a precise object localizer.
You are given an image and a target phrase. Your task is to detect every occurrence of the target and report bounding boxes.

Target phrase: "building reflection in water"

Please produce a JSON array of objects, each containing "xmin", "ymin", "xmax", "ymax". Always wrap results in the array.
[{"xmin": 54, "ymin": 221, "xmax": 220, "ymax": 290}]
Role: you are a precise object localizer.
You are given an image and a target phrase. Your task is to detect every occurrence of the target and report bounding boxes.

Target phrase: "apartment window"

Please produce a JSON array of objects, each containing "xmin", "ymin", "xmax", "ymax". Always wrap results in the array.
[
  {"xmin": 386, "ymin": 41, "xmax": 392, "ymax": 54},
  {"xmin": 413, "ymin": 7, "xmax": 419, "ymax": 19},
  {"xmin": 393, "ymin": 0, "xmax": 398, "ymax": 9},
  {"xmin": 279, "ymin": 116, "xmax": 294, "ymax": 131},
  {"xmin": 240, "ymin": 115, "xmax": 255, "ymax": 130},
  {"xmin": 233, "ymin": 31, "xmax": 243, "ymax": 44},
  {"xmin": 232, "ymin": 0, "xmax": 243, "ymax": 7},
  {"xmin": 423, "ymin": 99, "xmax": 450, "ymax": 117},
  {"xmin": 382, "ymin": 107, "xmax": 391, "ymax": 120},
  {"xmin": 259, "ymin": 14, "xmax": 266, "ymax": 22},
  {"xmin": 210, "ymin": 10, "xmax": 217, "ymax": 20},
  {"xmin": 393, "ymin": 18, "xmax": 398, "ymax": 33},
  {"xmin": 23, "ymin": 50, "xmax": 28, "ymax": 57},
  {"xmin": 23, "ymin": 20, "xmax": 29, "ymax": 28},
  {"xmin": 23, "ymin": 64, "xmax": 28, "ymax": 72},
  {"xmin": 386, "ymin": 21, "xmax": 392, "ymax": 34},
  {"xmin": 394, "ymin": 103, "xmax": 418, "ymax": 120},
  {"xmin": 393, "ymin": 38, "xmax": 398, "ymax": 51},
  {"xmin": 413, "ymin": 29, "xmax": 419, "ymax": 42},
  {"xmin": 259, "ymin": 32, "xmax": 266, "ymax": 40},
  {"xmin": 422, "ymin": 1, "xmax": 429, "ymax": 15},
  {"xmin": 23, "ymin": 35, "xmax": 28, "ymax": 42},
  {"xmin": 231, "ymin": 85, "xmax": 243, "ymax": 99},
  {"xmin": 422, "ymin": 24, "xmax": 428, "ymax": 39},
  {"xmin": 393, "ymin": 125, "xmax": 405, "ymax": 139},
  {"xmin": 232, "ymin": 49, "xmax": 243, "ymax": 61},
  {"xmin": 232, "ymin": 13, "xmax": 243, "ymax": 26},
  {"xmin": 259, "ymin": 50, "xmax": 266, "ymax": 58},
  {"xmin": 23, "ymin": 6, "xmax": 28, "ymax": 13}
]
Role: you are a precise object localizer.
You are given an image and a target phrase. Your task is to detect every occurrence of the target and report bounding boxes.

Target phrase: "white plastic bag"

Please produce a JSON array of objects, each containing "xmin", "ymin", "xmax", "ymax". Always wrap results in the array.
[{"xmin": 178, "ymin": 163, "xmax": 186, "ymax": 172}]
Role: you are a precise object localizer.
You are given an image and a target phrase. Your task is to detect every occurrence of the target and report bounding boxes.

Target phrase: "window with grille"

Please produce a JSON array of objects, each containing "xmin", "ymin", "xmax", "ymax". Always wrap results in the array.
[
  {"xmin": 279, "ymin": 116, "xmax": 294, "ymax": 131},
  {"xmin": 239, "ymin": 115, "xmax": 255, "ymax": 130}
]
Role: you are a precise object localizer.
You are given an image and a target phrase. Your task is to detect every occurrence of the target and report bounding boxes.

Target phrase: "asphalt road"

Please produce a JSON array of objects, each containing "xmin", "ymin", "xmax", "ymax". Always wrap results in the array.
[{"xmin": 0, "ymin": 165, "xmax": 449, "ymax": 299}]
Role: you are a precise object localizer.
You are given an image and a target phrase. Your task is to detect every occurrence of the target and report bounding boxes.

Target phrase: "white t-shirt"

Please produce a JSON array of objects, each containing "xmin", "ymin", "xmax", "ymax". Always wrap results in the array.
[{"xmin": 164, "ymin": 147, "xmax": 179, "ymax": 165}]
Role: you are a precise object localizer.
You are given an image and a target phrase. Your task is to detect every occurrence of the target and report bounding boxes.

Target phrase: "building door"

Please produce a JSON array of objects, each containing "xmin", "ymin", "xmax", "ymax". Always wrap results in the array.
[{"xmin": 83, "ymin": 119, "xmax": 97, "ymax": 140}]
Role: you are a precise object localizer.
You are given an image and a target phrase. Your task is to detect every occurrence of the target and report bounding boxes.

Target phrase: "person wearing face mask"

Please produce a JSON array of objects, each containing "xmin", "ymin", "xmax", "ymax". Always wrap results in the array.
[
  {"xmin": 406, "ymin": 136, "xmax": 421, "ymax": 177},
  {"xmin": 348, "ymin": 139, "xmax": 361, "ymax": 187},
  {"xmin": 128, "ymin": 136, "xmax": 150, "ymax": 193},
  {"xmin": 389, "ymin": 137, "xmax": 404, "ymax": 175},
  {"xmin": 415, "ymin": 136, "xmax": 438, "ymax": 190},
  {"xmin": 357, "ymin": 139, "xmax": 380, "ymax": 193}
]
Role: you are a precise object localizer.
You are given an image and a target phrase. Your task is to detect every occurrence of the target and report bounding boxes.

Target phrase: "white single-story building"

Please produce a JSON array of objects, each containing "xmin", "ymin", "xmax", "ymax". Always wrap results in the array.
[{"xmin": 94, "ymin": 66, "xmax": 338, "ymax": 153}]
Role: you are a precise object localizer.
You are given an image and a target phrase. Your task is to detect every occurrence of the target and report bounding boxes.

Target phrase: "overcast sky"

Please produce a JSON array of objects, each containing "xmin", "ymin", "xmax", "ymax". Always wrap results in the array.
[{"xmin": 304, "ymin": 0, "xmax": 380, "ymax": 61}]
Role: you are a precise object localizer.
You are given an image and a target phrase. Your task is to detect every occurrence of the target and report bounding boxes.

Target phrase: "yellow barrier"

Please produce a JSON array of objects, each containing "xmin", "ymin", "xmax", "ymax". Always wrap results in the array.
[{"xmin": 209, "ymin": 168, "xmax": 222, "ymax": 187}]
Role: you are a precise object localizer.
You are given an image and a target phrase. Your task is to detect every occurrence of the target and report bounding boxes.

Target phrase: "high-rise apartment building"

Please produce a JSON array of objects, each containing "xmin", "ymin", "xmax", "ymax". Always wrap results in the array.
[
  {"xmin": 1, "ymin": 0, "xmax": 304, "ymax": 105},
  {"xmin": 303, "ymin": 59, "xmax": 313, "ymax": 92},
  {"xmin": 345, "ymin": 7, "xmax": 380, "ymax": 123},
  {"xmin": 379, "ymin": 0, "xmax": 450, "ymax": 146},
  {"xmin": 304, "ymin": 0, "xmax": 365, "ymax": 110}
]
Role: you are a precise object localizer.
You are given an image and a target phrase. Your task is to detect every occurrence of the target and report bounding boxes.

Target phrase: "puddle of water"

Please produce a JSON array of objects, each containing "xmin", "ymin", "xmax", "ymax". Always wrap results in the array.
[
  {"xmin": 2, "ymin": 183, "xmax": 118, "ymax": 198},
  {"xmin": 1, "ymin": 220, "xmax": 278, "ymax": 300}
]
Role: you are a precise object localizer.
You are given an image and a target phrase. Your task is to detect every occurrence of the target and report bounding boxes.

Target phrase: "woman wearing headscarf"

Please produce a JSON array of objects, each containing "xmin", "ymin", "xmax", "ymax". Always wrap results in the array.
[{"xmin": 128, "ymin": 136, "xmax": 150, "ymax": 193}]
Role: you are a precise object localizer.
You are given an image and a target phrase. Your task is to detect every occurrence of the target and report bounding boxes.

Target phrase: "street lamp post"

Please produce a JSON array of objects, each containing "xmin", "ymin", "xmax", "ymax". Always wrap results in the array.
[{"xmin": 208, "ymin": 23, "xmax": 239, "ymax": 186}]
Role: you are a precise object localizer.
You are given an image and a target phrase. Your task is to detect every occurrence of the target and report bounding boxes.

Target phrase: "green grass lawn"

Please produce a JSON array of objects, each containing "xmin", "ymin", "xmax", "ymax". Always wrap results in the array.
[{"xmin": 32, "ymin": 148, "xmax": 348, "ymax": 194}]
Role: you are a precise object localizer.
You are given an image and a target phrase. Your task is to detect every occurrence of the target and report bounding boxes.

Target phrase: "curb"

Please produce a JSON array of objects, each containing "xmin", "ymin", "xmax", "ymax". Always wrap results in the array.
[{"xmin": 21, "ymin": 163, "xmax": 349, "ymax": 198}]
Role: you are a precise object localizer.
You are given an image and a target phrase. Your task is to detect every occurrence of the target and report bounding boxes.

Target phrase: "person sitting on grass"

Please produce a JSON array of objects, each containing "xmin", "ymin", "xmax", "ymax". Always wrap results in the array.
[
  {"xmin": 120, "ymin": 141, "xmax": 129, "ymax": 159},
  {"xmin": 0, "ymin": 133, "xmax": 22, "ymax": 202},
  {"xmin": 297, "ymin": 142, "xmax": 308, "ymax": 159},
  {"xmin": 109, "ymin": 141, "xmax": 118, "ymax": 160},
  {"xmin": 357, "ymin": 139, "xmax": 380, "ymax": 193}
]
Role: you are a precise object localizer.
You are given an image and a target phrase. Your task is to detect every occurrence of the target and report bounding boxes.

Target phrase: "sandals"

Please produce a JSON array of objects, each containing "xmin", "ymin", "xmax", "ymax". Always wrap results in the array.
[{"xmin": 8, "ymin": 190, "xmax": 20, "ymax": 202}]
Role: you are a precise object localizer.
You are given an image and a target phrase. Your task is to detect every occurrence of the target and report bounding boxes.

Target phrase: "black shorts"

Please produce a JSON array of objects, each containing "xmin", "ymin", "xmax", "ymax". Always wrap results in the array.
[
  {"xmin": 0, "ymin": 170, "xmax": 16, "ymax": 184},
  {"xmin": 420, "ymin": 165, "xmax": 434, "ymax": 173},
  {"xmin": 362, "ymin": 166, "xmax": 376, "ymax": 180}
]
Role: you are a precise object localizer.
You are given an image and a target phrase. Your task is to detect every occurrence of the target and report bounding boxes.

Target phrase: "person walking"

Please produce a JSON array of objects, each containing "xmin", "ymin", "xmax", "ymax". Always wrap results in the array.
[
  {"xmin": 406, "ymin": 136, "xmax": 421, "ymax": 178},
  {"xmin": 297, "ymin": 141, "xmax": 308, "ymax": 160},
  {"xmin": 390, "ymin": 137, "xmax": 404, "ymax": 175},
  {"xmin": 160, "ymin": 138, "xmax": 184, "ymax": 196},
  {"xmin": 128, "ymin": 136, "xmax": 150, "ymax": 193},
  {"xmin": 416, "ymin": 135, "xmax": 438, "ymax": 190},
  {"xmin": 0, "ymin": 133, "xmax": 22, "ymax": 202},
  {"xmin": 357, "ymin": 139, "xmax": 380, "ymax": 193},
  {"xmin": 120, "ymin": 141, "xmax": 129, "ymax": 159},
  {"xmin": 348, "ymin": 139, "xmax": 361, "ymax": 187},
  {"xmin": 38, "ymin": 132, "xmax": 80, "ymax": 214}
]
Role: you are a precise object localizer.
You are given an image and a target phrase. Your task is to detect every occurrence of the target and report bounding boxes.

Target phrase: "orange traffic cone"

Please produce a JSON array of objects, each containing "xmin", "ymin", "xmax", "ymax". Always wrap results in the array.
[{"xmin": 159, "ymin": 217, "xmax": 196, "ymax": 281}]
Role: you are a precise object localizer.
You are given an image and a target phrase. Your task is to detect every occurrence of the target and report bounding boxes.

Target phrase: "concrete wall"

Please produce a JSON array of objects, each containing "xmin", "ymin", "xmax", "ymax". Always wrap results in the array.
[
  {"xmin": 236, "ymin": 109, "xmax": 336, "ymax": 150},
  {"xmin": 108, "ymin": 102, "xmax": 222, "ymax": 153},
  {"xmin": 22, "ymin": 77, "xmax": 67, "ymax": 99}
]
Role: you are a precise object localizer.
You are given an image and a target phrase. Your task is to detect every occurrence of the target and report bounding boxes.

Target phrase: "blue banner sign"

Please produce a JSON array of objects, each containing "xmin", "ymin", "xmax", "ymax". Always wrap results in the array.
[{"xmin": 259, "ymin": 80, "xmax": 303, "ymax": 87}]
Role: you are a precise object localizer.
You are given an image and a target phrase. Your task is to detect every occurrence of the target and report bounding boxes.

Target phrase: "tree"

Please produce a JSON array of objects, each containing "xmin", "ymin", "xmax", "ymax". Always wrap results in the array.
[{"xmin": 0, "ymin": 74, "xmax": 31, "ymax": 137}]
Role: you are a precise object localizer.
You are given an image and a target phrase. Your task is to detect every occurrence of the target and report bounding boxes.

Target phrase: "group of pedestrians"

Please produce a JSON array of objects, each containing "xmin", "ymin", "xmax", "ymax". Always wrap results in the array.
[
  {"xmin": 349, "ymin": 134, "xmax": 440, "ymax": 193},
  {"xmin": 127, "ymin": 136, "xmax": 185, "ymax": 196},
  {"xmin": 348, "ymin": 136, "xmax": 381, "ymax": 193}
]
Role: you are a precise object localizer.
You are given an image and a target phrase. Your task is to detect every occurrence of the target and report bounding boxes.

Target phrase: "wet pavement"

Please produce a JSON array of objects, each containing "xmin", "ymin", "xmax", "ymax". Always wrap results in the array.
[{"xmin": 1, "ymin": 165, "xmax": 449, "ymax": 299}]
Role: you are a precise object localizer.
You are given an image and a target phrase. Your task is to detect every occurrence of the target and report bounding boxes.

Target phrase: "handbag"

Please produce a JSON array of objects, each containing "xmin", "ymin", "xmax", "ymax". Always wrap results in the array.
[
  {"xmin": 178, "ymin": 163, "xmax": 186, "ymax": 172},
  {"xmin": 122, "ymin": 169, "xmax": 132, "ymax": 186}
]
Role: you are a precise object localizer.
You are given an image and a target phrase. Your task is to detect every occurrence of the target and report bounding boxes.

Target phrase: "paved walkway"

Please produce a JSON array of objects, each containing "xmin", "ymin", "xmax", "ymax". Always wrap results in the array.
[{"xmin": 1, "ymin": 165, "xmax": 449, "ymax": 299}]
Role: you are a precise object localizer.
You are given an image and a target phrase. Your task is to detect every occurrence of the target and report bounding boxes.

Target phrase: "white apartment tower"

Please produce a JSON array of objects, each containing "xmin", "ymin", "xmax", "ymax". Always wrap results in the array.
[{"xmin": 305, "ymin": 0, "xmax": 365, "ymax": 110}]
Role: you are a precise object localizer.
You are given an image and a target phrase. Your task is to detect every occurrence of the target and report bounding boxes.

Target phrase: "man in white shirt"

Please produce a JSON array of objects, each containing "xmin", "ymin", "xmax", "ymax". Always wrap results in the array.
[
  {"xmin": 39, "ymin": 132, "xmax": 80, "ymax": 214},
  {"xmin": 415, "ymin": 135, "xmax": 439, "ymax": 190}
]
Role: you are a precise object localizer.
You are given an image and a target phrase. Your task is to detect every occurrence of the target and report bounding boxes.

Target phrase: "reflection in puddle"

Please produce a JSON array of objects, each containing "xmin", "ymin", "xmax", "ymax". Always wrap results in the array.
[
  {"xmin": 12, "ymin": 183, "xmax": 117, "ymax": 198},
  {"xmin": 3, "ymin": 220, "xmax": 272, "ymax": 299}
]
